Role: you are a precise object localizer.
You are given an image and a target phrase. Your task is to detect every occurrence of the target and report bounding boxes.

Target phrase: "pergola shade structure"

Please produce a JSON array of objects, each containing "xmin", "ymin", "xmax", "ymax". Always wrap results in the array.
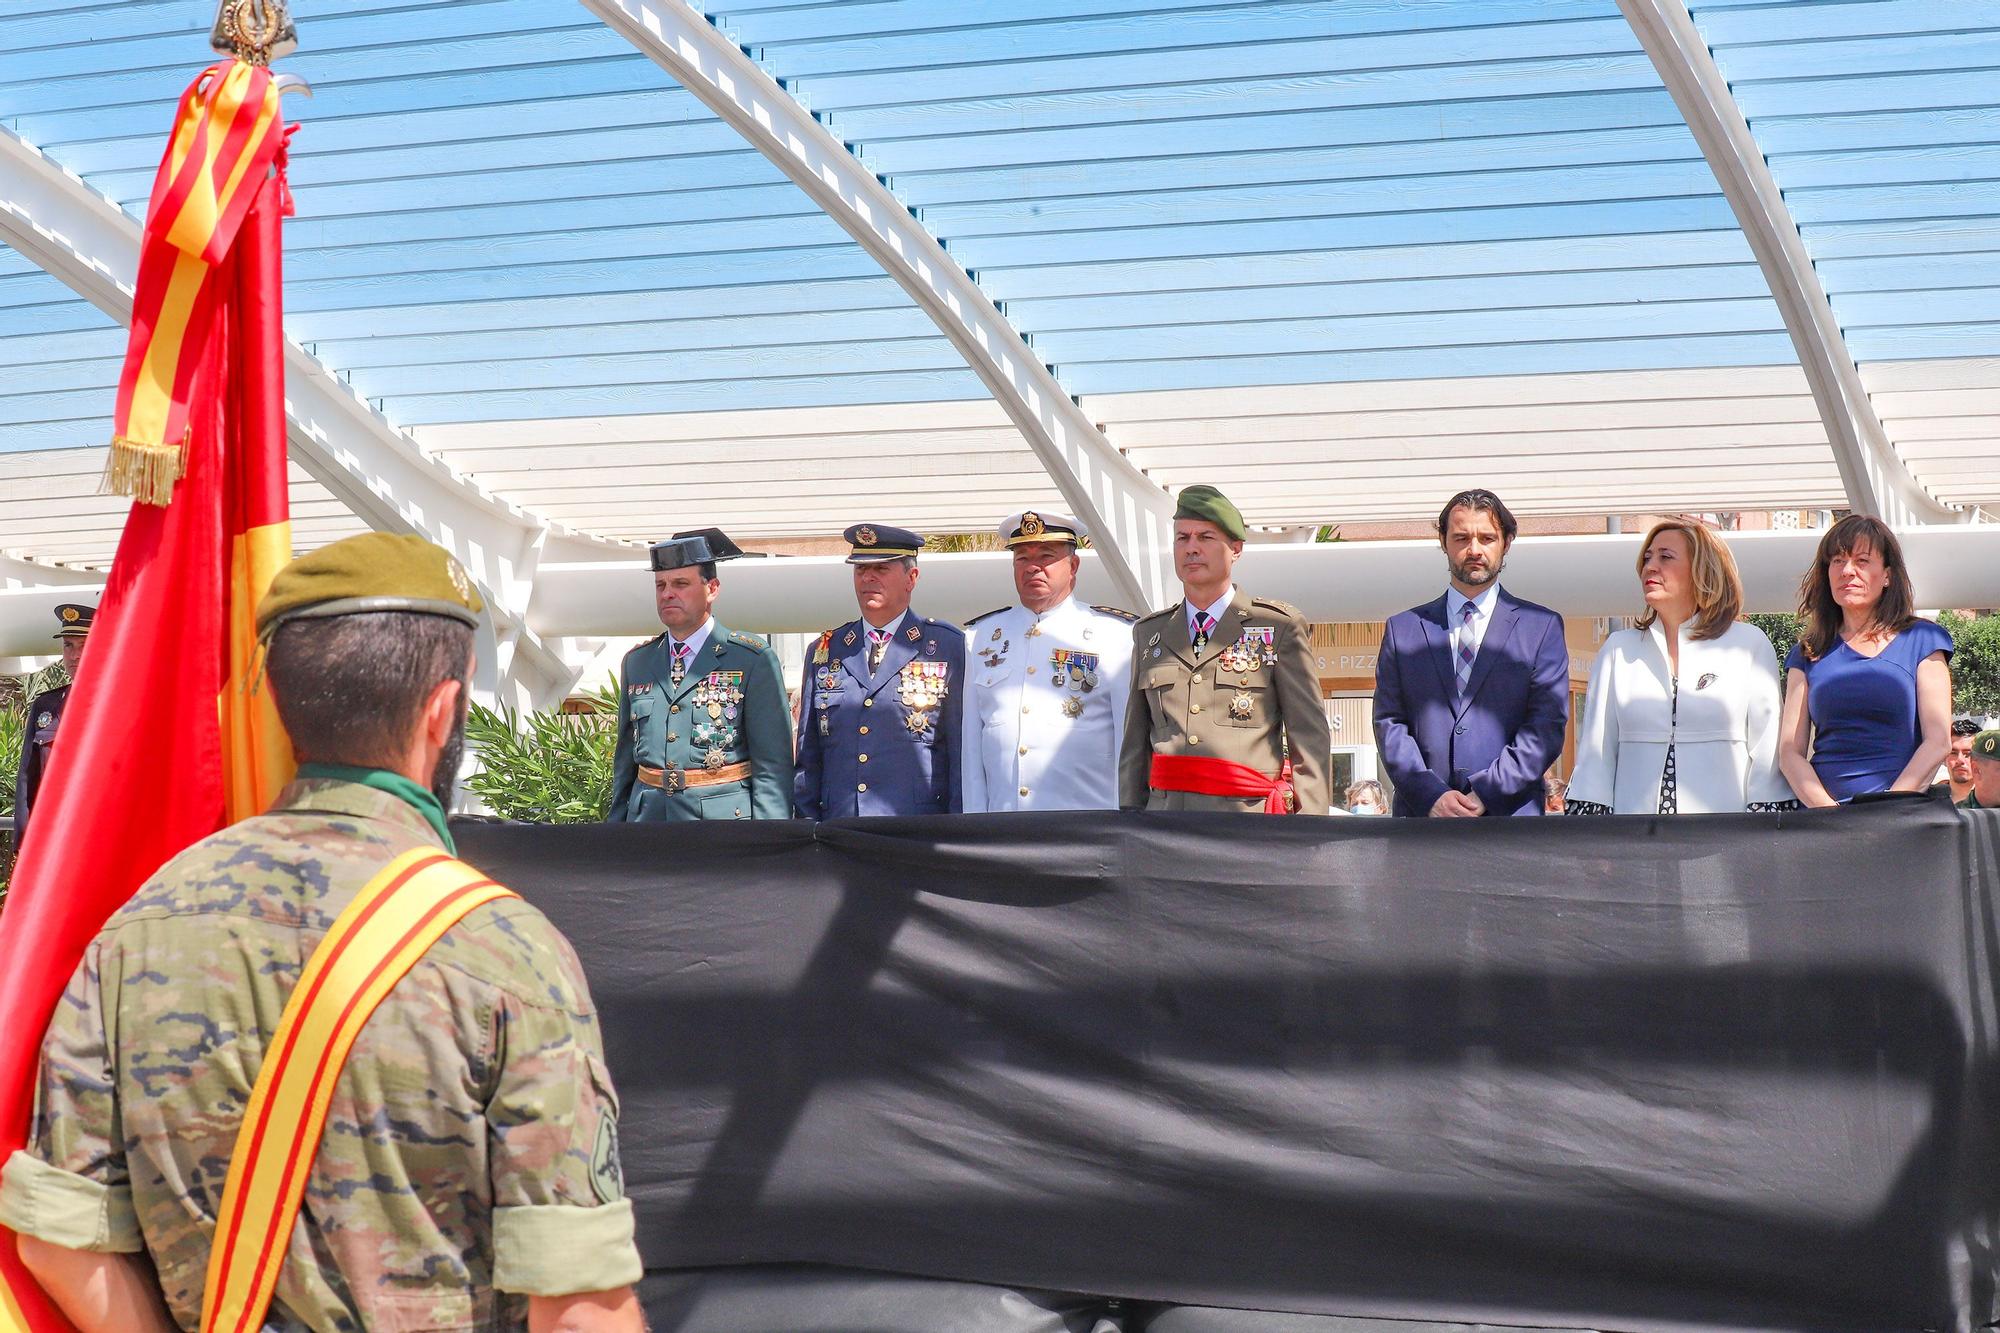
[{"xmin": 0, "ymin": 0, "xmax": 1995, "ymax": 671}]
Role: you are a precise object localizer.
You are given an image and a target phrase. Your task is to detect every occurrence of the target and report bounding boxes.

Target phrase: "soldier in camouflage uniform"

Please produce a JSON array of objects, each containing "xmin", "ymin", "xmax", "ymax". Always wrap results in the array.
[{"xmin": 0, "ymin": 534, "xmax": 644, "ymax": 1333}]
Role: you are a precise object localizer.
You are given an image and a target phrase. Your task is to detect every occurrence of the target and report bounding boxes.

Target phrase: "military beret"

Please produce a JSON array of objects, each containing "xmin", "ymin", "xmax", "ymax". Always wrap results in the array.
[
  {"xmin": 52, "ymin": 602, "xmax": 95, "ymax": 638},
  {"xmin": 256, "ymin": 533, "xmax": 484, "ymax": 638},
  {"xmin": 998, "ymin": 509, "xmax": 1084, "ymax": 547},
  {"xmin": 844, "ymin": 522, "xmax": 923, "ymax": 564},
  {"xmin": 1974, "ymin": 730, "xmax": 2000, "ymax": 762},
  {"xmin": 1174, "ymin": 484, "xmax": 1247, "ymax": 542}
]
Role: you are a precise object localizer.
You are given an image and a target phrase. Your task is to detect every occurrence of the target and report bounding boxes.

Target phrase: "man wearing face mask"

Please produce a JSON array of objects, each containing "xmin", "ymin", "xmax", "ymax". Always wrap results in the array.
[
  {"xmin": 608, "ymin": 527, "xmax": 793, "ymax": 822},
  {"xmin": 795, "ymin": 523, "xmax": 965, "ymax": 819},
  {"xmin": 0, "ymin": 534, "xmax": 644, "ymax": 1333},
  {"xmin": 961, "ymin": 509, "xmax": 1137, "ymax": 812}
]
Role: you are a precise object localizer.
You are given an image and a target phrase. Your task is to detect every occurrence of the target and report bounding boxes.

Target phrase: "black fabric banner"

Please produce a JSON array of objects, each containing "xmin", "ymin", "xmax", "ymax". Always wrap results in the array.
[{"xmin": 456, "ymin": 802, "xmax": 2000, "ymax": 1333}]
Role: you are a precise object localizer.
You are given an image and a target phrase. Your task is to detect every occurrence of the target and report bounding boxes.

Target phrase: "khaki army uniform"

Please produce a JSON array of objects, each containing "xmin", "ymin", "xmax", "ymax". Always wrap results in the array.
[
  {"xmin": 0, "ymin": 776, "xmax": 640, "ymax": 1330},
  {"xmin": 1118, "ymin": 587, "xmax": 1332, "ymax": 814}
]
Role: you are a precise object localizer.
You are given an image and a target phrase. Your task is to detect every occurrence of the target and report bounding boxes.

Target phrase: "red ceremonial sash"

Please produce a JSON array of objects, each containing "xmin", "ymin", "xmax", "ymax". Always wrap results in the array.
[
  {"xmin": 1149, "ymin": 754, "xmax": 1298, "ymax": 814},
  {"xmin": 198, "ymin": 850, "xmax": 516, "ymax": 1333}
]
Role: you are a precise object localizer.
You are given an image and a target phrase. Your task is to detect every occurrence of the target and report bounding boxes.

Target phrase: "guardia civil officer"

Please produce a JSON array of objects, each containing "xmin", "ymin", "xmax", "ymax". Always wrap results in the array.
[
  {"xmin": 1118, "ymin": 486, "xmax": 1331, "ymax": 814},
  {"xmin": 0, "ymin": 535, "xmax": 643, "ymax": 1332},
  {"xmin": 962, "ymin": 509, "xmax": 1136, "ymax": 811},
  {"xmin": 13, "ymin": 602, "xmax": 94, "ymax": 849},
  {"xmin": 609, "ymin": 527, "xmax": 793, "ymax": 821},
  {"xmin": 795, "ymin": 524, "xmax": 965, "ymax": 818}
]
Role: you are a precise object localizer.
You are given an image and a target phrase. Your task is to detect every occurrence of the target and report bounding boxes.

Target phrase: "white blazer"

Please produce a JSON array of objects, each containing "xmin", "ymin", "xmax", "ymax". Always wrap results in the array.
[{"xmin": 1567, "ymin": 618, "xmax": 1794, "ymax": 814}]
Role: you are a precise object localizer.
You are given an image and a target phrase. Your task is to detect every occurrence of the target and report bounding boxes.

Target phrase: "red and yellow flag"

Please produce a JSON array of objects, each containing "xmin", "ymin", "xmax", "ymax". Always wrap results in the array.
[{"xmin": 0, "ymin": 59, "xmax": 295, "ymax": 1332}]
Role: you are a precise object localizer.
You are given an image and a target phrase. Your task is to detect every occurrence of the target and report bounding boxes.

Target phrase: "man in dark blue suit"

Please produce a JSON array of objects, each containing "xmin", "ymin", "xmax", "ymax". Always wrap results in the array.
[
  {"xmin": 1373, "ymin": 490, "xmax": 1569, "ymax": 818},
  {"xmin": 795, "ymin": 524, "xmax": 965, "ymax": 819}
]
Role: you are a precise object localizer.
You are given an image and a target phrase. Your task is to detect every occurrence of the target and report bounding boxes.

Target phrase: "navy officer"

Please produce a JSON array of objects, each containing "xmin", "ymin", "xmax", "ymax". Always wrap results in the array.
[
  {"xmin": 962, "ymin": 509, "xmax": 1136, "ymax": 811},
  {"xmin": 608, "ymin": 528, "xmax": 794, "ymax": 821},
  {"xmin": 14, "ymin": 602, "xmax": 94, "ymax": 848},
  {"xmin": 795, "ymin": 524, "xmax": 965, "ymax": 819}
]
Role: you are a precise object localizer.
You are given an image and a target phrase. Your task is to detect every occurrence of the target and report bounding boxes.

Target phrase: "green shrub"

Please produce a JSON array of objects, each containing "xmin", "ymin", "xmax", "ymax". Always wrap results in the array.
[
  {"xmin": 1941, "ymin": 611, "xmax": 2000, "ymax": 717},
  {"xmin": 463, "ymin": 684, "xmax": 618, "ymax": 824}
]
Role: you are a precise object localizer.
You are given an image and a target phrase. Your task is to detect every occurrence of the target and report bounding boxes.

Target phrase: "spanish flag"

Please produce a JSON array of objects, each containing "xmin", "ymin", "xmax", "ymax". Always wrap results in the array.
[{"xmin": 0, "ymin": 60, "xmax": 294, "ymax": 1331}]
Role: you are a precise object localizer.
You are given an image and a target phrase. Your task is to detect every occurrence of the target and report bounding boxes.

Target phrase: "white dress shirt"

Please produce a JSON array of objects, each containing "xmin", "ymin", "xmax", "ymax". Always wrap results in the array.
[
  {"xmin": 666, "ymin": 616, "xmax": 714, "ymax": 663},
  {"xmin": 1186, "ymin": 587, "xmax": 1235, "ymax": 643},
  {"xmin": 962, "ymin": 595, "xmax": 1134, "ymax": 812},
  {"xmin": 1445, "ymin": 582, "xmax": 1499, "ymax": 662}
]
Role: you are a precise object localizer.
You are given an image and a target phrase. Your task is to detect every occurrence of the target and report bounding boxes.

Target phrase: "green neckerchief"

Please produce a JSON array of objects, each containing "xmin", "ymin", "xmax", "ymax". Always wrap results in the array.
[{"xmin": 296, "ymin": 762, "xmax": 455, "ymax": 854}]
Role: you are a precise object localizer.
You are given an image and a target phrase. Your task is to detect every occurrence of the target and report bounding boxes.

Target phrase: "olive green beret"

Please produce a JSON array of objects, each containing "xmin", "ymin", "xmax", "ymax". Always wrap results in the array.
[
  {"xmin": 256, "ymin": 533, "xmax": 485, "ymax": 638},
  {"xmin": 1174, "ymin": 484, "xmax": 1247, "ymax": 542},
  {"xmin": 1974, "ymin": 730, "xmax": 2000, "ymax": 762}
]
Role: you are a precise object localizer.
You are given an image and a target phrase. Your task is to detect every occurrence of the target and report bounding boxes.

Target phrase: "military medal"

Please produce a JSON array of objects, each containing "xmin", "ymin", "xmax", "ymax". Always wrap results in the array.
[
  {"xmin": 898, "ymin": 660, "xmax": 948, "ymax": 734},
  {"xmin": 1061, "ymin": 695, "xmax": 1084, "ymax": 719},
  {"xmin": 704, "ymin": 747, "xmax": 727, "ymax": 770},
  {"xmin": 1230, "ymin": 691, "xmax": 1255, "ymax": 720},
  {"xmin": 1245, "ymin": 625, "xmax": 1278, "ymax": 667},
  {"xmin": 1050, "ymin": 648, "xmax": 1072, "ymax": 688},
  {"xmin": 813, "ymin": 630, "xmax": 832, "ymax": 665}
]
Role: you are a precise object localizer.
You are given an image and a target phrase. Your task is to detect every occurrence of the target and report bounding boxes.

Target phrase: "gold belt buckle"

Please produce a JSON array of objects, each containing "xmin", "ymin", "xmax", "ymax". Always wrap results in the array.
[{"xmin": 664, "ymin": 765, "xmax": 686, "ymax": 794}]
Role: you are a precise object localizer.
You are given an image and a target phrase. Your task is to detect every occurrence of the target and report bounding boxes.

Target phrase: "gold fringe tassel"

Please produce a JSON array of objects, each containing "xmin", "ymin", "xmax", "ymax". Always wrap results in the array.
[{"xmin": 102, "ymin": 434, "xmax": 188, "ymax": 506}]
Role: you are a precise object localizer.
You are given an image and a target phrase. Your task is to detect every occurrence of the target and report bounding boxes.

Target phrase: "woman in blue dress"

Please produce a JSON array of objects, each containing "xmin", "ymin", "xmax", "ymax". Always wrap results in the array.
[{"xmin": 1778, "ymin": 515, "xmax": 1954, "ymax": 805}]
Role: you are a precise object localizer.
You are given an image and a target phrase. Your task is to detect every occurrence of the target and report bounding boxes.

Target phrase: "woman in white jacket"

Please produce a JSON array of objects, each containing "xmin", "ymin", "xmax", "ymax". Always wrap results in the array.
[{"xmin": 1566, "ymin": 521, "xmax": 1795, "ymax": 815}]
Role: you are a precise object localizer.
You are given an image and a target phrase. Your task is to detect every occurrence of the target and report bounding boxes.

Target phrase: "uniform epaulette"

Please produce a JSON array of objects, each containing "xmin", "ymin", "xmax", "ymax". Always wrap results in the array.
[
  {"xmin": 1250, "ymin": 596, "xmax": 1301, "ymax": 618},
  {"xmin": 965, "ymin": 606, "xmax": 1011, "ymax": 626},
  {"xmin": 1135, "ymin": 604, "xmax": 1178, "ymax": 625},
  {"xmin": 1091, "ymin": 604, "xmax": 1140, "ymax": 622},
  {"xmin": 625, "ymin": 632, "xmax": 664, "ymax": 656},
  {"xmin": 729, "ymin": 630, "xmax": 766, "ymax": 648},
  {"xmin": 924, "ymin": 617, "xmax": 966, "ymax": 637}
]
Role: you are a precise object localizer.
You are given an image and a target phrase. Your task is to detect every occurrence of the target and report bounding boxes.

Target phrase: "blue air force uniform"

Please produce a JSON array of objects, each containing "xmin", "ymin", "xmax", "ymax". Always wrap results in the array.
[
  {"xmin": 794, "ymin": 524, "xmax": 965, "ymax": 819},
  {"xmin": 14, "ymin": 602, "xmax": 93, "ymax": 848}
]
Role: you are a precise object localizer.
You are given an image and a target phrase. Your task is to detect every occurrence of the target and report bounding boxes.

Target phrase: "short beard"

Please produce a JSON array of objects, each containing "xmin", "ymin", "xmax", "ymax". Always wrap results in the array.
[
  {"xmin": 429, "ymin": 690, "xmax": 469, "ymax": 808},
  {"xmin": 1449, "ymin": 554, "xmax": 1502, "ymax": 588}
]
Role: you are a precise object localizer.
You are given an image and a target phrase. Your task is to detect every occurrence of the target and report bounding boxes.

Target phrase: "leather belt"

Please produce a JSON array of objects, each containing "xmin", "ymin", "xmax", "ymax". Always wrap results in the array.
[{"xmin": 638, "ymin": 760, "xmax": 752, "ymax": 794}]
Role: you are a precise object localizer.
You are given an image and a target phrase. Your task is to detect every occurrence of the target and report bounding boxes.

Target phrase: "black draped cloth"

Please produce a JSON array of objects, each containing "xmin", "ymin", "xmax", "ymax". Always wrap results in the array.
[{"xmin": 457, "ymin": 801, "xmax": 2000, "ymax": 1332}]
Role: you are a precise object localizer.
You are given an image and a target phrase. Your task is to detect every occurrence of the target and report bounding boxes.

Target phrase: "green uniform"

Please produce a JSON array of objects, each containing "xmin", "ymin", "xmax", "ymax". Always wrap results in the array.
[
  {"xmin": 1118, "ymin": 587, "xmax": 1333, "ymax": 814},
  {"xmin": 609, "ymin": 619, "xmax": 794, "ymax": 821},
  {"xmin": 0, "ymin": 776, "xmax": 640, "ymax": 1330}
]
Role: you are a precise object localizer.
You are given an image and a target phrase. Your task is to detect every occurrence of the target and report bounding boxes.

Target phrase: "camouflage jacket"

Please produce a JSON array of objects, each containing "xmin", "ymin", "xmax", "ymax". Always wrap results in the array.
[{"xmin": 0, "ymin": 778, "xmax": 640, "ymax": 1332}]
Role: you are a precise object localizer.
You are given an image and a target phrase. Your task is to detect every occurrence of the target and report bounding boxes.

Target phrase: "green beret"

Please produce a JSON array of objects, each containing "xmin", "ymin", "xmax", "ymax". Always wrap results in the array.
[
  {"xmin": 256, "ymin": 533, "xmax": 485, "ymax": 639},
  {"xmin": 1974, "ymin": 730, "xmax": 2000, "ymax": 762},
  {"xmin": 1174, "ymin": 484, "xmax": 1247, "ymax": 542}
]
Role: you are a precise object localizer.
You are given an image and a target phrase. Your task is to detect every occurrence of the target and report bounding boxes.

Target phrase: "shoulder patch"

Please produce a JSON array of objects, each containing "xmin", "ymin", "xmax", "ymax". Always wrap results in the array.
[
  {"xmin": 965, "ymin": 606, "xmax": 1012, "ymax": 625},
  {"xmin": 1091, "ymin": 604, "xmax": 1140, "ymax": 622}
]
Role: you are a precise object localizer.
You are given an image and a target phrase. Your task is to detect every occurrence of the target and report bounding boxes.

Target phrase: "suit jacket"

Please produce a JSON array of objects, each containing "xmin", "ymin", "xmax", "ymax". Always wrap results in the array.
[
  {"xmin": 1372, "ymin": 586, "xmax": 1569, "ymax": 817},
  {"xmin": 1118, "ymin": 587, "xmax": 1331, "ymax": 814},
  {"xmin": 608, "ymin": 622, "xmax": 794, "ymax": 822},
  {"xmin": 13, "ymin": 682, "xmax": 68, "ymax": 847},
  {"xmin": 795, "ymin": 612, "xmax": 965, "ymax": 819}
]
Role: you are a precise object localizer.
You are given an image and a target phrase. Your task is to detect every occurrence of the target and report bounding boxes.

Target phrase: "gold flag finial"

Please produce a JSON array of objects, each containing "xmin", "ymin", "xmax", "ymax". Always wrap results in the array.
[{"xmin": 212, "ymin": 0, "xmax": 298, "ymax": 66}]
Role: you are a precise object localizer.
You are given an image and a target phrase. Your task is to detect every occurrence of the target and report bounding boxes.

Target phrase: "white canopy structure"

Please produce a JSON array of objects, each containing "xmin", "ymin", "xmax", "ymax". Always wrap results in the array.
[{"xmin": 2, "ymin": 0, "xmax": 1996, "ymax": 700}]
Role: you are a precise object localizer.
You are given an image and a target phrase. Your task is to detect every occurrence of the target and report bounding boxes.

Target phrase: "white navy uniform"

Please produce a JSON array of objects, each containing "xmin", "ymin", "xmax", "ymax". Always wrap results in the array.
[{"xmin": 962, "ymin": 594, "xmax": 1136, "ymax": 812}]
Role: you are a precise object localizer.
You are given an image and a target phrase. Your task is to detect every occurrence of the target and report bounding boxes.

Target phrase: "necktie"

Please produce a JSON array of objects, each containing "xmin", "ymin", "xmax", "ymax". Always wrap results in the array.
[
  {"xmin": 868, "ymin": 627, "xmax": 890, "ymax": 673},
  {"xmin": 669, "ymin": 639, "xmax": 691, "ymax": 683},
  {"xmin": 1454, "ymin": 600, "xmax": 1477, "ymax": 697},
  {"xmin": 1191, "ymin": 610, "xmax": 1216, "ymax": 655}
]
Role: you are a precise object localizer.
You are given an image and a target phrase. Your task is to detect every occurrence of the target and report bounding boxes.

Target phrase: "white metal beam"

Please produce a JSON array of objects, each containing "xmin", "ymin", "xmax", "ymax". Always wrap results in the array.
[
  {"xmin": 0, "ymin": 125, "xmax": 615, "ymax": 709},
  {"xmin": 1617, "ymin": 0, "xmax": 1964, "ymax": 525},
  {"xmin": 579, "ymin": 0, "xmax": 1176, "ymax": 609}
]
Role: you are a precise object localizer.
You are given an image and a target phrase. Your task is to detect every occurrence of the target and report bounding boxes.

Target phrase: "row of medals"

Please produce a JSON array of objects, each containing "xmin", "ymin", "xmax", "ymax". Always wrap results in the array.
[
  {"xmin": 687, "ymin": 670, "xmax": 744, "ymax": 770},
  {"xmin": 898, "ymin": 661, "xmax": 949, "ymax": 734},
  {"xmin": 1219, "ymin": 632, "xmax": 1277, "ymax": 721},
  {"xmin": 979, "ymin": 623, "xmax": 1099, "ymax": 720}
]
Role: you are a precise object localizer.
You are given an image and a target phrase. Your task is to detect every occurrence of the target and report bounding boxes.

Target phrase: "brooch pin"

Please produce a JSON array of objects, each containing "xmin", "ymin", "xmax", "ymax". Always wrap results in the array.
[{"xmin": 1696, "ymin": 673, "xmax": 1717, "ymax": 690}]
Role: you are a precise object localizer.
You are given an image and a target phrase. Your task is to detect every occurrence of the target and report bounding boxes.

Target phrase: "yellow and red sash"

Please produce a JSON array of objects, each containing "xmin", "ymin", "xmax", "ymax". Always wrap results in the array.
[{"xmin": 198, "ymin": 850, "xmax": 516, "ymax": 1333}]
